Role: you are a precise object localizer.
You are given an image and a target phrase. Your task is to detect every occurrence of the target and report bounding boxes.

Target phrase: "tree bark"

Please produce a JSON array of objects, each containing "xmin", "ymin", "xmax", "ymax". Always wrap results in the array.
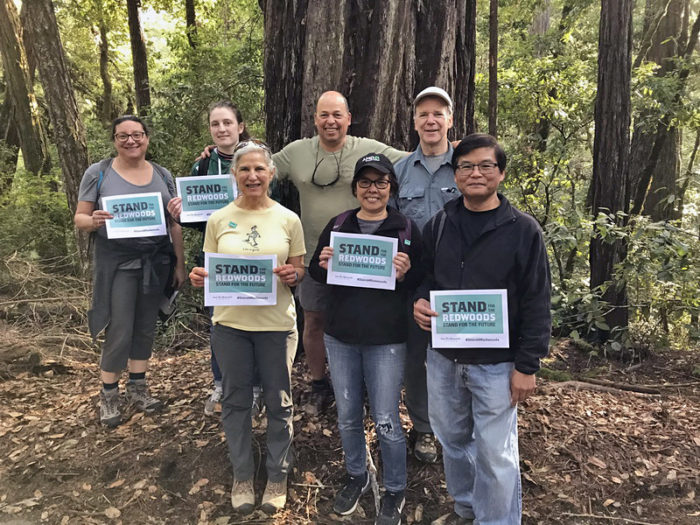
[
  {"xmin": 590, "ymin": 0, "xmax": 634, "ymax": 337},
  {"xmin": 262, "ymin": 0, "xmax": 476, "ymax": 150},
  {"xmin": 126, "ymin": 0, "xmax": 151, "ymax": 115},
  {"xmin": 488, "ymin": 0, "xmax": 498, "ymax": 137},
  {"xmin": 98, "ymin": 19, "xmax": 113, "ymax": 125},
  {"xmin": 0, "ymin": 87, "xmax": 20, "ymax": 194},
  {"xmin": 630, "ymin": 0, "xmax": 684, "ymax": 221},
  {"xmin": 185, "ymin": 0, "xmax": 197, "ymax": 49},
  {"xmin": 0, "ymin": 0, "xmax": 50, "ymax": 175},
  {"xmin": 23, "ymin": 0, "xmax": 91, "ymax": 264}
]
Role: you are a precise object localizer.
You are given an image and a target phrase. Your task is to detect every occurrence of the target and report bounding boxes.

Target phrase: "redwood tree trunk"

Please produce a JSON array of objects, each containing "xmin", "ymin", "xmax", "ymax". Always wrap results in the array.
[
  {"xmin": 24, "ymin": 0, "xmax": 91, "ymax": 263},
  {"xmin": 488, "ymin": 0, "xmax": 498, "ymax": 137},
  {"xmin": 126, "ymin": 0, "xmax": 151, "ymax": 115},
  {"xmin": 98, "ymin": 20, "xmax": 113, "ymax": 124},
  {"xmin": 630, "ymin": 0, "xmax": 684, "ymax": 221},
  {"xmin": 0, "ymin": 0, "xmax": 49, "ymax": 175},
  {"xmin": 185, "ymin": 0, "xmax": 197, "ymax": 48},
  {"xmin": 590, "ymin": 0, "xmax": 634, "ymax": 337},
  {"xmin": 262, "ymin": 0, "xmax": 476, "ymax": 151}
]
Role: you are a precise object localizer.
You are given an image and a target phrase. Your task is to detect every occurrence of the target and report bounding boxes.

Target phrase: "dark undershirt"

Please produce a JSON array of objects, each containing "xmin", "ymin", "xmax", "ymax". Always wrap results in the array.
[{"xmin": 457, "ymin": 203, "xmax": 498, "ymax": 248}]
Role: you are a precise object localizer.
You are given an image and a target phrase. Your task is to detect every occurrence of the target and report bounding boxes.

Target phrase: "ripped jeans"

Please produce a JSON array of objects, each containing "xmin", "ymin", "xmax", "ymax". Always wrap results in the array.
[{"xmin": 324, "ymin": 334, "xmax": 406, "ymax": 492}]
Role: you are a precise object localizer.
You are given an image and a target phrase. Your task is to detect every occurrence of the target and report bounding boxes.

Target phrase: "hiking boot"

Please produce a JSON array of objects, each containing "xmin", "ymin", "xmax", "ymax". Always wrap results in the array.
[
  {"xmin": 125, "ymin": 380, "xmax": 162, "ymax": 413},
  {"xmin": 204, "ymin": 384, "xmax": 223, "ymax": 416},
  {"xmin": 411, "ymin": 430, "xmax": 438, "ymax": 463},
  {"xmin": 307, "ymin": 379, "xmax": 333, "ymax": 416},
  {"xmin": 375, "ymin": 490, "xmax": 405, "ymax": 525},
  {"xmin": 261, "ymin": 476, "xmax": 287, "ymax": 514},
  {"xmin": 431, "ymin": 511, "xmax": 474, "ymax": 525},
  {"xmin": 333, "ymin": 471, "xmax": 370, "ymax": 516},
  {"xmin": 252, "ymin": 385, "xmax": 264, "ymax": 417},
  {"xmin": 231, "ymin": 478, "xmax": 255, "ymax": 514},
  {"xmin": 99, "ymin": 388, "xmax": 121, "ymax": 427}
]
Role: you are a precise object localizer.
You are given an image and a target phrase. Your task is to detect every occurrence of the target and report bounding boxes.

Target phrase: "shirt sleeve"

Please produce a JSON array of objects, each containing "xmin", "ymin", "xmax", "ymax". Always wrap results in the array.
[
  {"xmin": 77, "ymin": 163, "xmax": 102, "ymax": 203},
  {"xmin": 203, "ymin": 215, "xmax": 219, "ymax": 254},
  {"xmin": 287, "ymin": 213, "xmax": 306, "ymax": 258},
  {"xmin": 308, "ymin": 217, "xmax": 334, "ymax": 283},
  {"xmin": 272, "ymin": 147, "xmax": 292, "ymax": 181}
]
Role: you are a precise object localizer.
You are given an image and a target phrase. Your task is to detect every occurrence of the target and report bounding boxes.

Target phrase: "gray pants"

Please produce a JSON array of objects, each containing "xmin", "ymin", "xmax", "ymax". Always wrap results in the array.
[
  {"xmin": 211, "ymin": 324, "xmax": 297, "ymax": 482},
  {"xmin": 404, "ymin": 312, "xmax": 433, "ymax": 434},
  {"xmin": 100, "ymin": 263, "xmax": 170, "ymax": 373}
]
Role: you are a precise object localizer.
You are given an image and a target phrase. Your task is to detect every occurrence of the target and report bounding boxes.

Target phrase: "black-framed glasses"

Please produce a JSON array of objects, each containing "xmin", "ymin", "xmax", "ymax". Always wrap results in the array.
[
  {"xmin": 114, "ymin": 132, "xmax": 146, "ymax": 143},
  {"xmin": 234, "ymin": 139, "xmax": 271, "ymax": 152},
  {"xmin": 455, "ymin": 161, "xmax": 499, "ymax": 175},
  {"xmin": 356, "ymin": 178, "xmax": 391, "ymax": 189},
  {"xmin": 311, "ymin": 155, "xmax": 341, "ymax": 188}
]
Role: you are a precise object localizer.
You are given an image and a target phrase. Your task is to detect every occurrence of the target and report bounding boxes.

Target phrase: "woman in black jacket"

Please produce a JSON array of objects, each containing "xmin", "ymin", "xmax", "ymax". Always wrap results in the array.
[{"xmin": 309, "ymin": 153, "xmax": 423, "ymax": 525}]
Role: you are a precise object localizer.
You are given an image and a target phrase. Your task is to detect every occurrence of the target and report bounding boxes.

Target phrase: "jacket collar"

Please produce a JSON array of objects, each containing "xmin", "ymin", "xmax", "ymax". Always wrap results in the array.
[
  {"xmin": 342, "ymin": 206, "xmax": 407, "ymax": 232},
  {"xmin": 444, "ymin": 193, "xmax": 517, "ymax": 232}
]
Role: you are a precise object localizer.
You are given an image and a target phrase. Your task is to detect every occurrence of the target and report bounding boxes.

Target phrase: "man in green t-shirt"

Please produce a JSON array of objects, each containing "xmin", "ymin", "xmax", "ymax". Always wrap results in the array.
[{"xmin": 273, "ymin": 91, "xmax": 405, "ymax": 414}]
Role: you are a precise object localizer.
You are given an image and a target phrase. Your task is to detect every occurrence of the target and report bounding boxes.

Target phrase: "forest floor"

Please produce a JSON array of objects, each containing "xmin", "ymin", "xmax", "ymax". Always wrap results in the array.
[{"xmin": 0, "ymin": 266, "xmax": 698, "ymax": 525}]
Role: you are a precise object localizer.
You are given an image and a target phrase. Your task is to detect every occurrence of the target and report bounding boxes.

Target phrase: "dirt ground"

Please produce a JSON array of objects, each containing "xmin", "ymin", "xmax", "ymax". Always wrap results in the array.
[{"xmin": 0, "ymin": 318, "xmax": 698, "ymax": 525}]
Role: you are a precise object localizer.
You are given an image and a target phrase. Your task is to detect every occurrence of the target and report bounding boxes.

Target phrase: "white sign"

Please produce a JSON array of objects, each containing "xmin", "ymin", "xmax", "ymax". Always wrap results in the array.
[
  {"xmin": 430, "ymin": 289, "xmax": 509, "ymax": 348},
  {"xmin": 101, "ymin": 192, "xmax": 167, "ymax": 239},
  {"xmin": 204, "ymin": 253, "xmax": 278, "ymax": 306},
  {"xmin": 176, "ymin": 174, "xmax": 237, "ymax": 222},
  {"xmin": 326, "ymin": 232, "xmax": 398, "ymax": 290}
]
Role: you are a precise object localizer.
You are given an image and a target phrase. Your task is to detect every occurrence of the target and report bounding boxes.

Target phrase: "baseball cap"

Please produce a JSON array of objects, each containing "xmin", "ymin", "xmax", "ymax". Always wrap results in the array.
[
  {"xmin": 414, "ymin": 86, "xmax": 453, "ymax": 113},
  {"xmin": 353, "ymin": 153, "xmax": 396, "ymax": 179}
]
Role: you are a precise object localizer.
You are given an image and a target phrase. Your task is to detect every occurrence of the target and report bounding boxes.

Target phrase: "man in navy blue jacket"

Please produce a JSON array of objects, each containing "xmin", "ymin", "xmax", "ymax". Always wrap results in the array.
[{"xmin": 414, "ymin": 134, "xmax": 551, "ymax": 525}]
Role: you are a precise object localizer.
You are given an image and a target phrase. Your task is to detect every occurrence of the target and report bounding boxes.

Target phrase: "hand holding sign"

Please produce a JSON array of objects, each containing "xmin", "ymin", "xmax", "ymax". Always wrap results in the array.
[
  {"xmin": 167, "ymin": 197, "xmax": 182, "ymax": 221},
  {"xmin": 318, "ymin": 246, "xmax": 334, "ymax": 270},
  {"xmin": 393, "ymin": 252, "xmax": 410, "ymax": 282},
  {"xmin": 413, "ymin": 298, "xmax": 438, "ymax": 332},
  {"xmin": 91, "ymin": 209, "xmax": 114, "ymax": 231}
]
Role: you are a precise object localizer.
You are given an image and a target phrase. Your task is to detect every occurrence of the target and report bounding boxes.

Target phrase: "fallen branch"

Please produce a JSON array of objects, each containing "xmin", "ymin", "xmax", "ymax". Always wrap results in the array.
[
  {"xmin": 561, "ymin": 512, "xmax": 660, "ymax": 525},
  {"xmin": 547, "ymin": 381, "xmax": 660, "ymax": 396},
  {"xmin": 0, "ymin": 296, "xmax": 86, "ymax": 307},
  {"xmin": 578, "ymin": 378, "xmax": 661, "ymax": 394}
]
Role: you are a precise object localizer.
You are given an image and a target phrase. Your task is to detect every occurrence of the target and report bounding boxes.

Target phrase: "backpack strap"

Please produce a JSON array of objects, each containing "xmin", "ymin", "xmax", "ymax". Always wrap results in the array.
[
  {"xmin": 432, "ymin": 209, "xmax": 447, "ymax": 252},
  {"xmin": 197, "ymin": 155, "xmax": 211, "ymax": 176},
  {"xmin": 332, "ymin": 210, "xmax": 354, "ymax": 231},
  {"xmin": 398, "ymin": 216, "xmax": 412, "ymax": 253},
  {"xmin": 95, "ymin": 158, "xmax": 113, "ymax": 199}
]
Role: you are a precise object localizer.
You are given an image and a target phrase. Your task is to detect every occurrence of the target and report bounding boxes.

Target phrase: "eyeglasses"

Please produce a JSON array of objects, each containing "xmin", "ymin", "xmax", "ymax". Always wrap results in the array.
[
  {"xmin": 114, "ymin": 132, "xmax": 146, "ymax": 143},
  {"xmin": 357, "ymin": 178, "xmax": 390, "ymax": 189},
  {"xmin": 455, "ymin": 161, "xmax": 499, "ymax": 175},
  {"xmin": 311, "ymin": 153, "xmax": 342, "ymax": 188},
  {"xmin": 234, "ymin": 139, "xmax": 271, "ymax": 152}
]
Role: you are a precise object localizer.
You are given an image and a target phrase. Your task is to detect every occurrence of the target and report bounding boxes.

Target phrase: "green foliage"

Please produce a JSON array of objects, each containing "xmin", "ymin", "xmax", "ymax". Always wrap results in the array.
[{"xmin": 0, "ymin": 168, "xmax": 73, "ymax": 260}]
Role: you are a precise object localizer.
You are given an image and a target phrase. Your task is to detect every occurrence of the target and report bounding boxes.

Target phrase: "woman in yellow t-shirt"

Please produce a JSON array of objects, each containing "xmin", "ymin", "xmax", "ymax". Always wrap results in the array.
[{"xmin": 189, "ymin": 140, "xmax": 305, "ymax": 515}]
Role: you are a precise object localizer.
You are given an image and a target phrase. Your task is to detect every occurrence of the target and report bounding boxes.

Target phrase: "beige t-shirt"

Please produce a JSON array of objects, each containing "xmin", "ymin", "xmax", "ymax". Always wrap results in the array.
[
  {"xmin": 272, "ymin": 135, "xmax": 405, "ymax": 265},
  {"xmin": 204, "ymin": 201, "xmax": 305, "ymax": 331}
]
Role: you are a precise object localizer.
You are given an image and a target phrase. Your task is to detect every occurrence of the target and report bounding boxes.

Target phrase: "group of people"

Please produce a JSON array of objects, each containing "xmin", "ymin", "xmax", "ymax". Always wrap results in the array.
[{"xmin": 75, "ymin": 86, "xmax": 551, "ymax": 525}]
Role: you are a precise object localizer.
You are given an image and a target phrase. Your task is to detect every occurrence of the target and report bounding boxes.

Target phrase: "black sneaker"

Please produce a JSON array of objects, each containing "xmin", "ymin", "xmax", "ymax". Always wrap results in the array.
[
  {"xmin": 376, "ymin": 490, "xmax": 405, "ymax": 525},
  {"xmin": 307, "ymin": 379, "xmax": 334, "ymax": 416},
  {"xmin": 333, "ymin": 471, "xmax": 370, "ymax": 516}
]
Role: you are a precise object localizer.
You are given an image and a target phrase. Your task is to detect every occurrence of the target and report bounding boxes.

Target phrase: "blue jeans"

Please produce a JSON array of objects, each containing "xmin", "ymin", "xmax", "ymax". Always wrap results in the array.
[
  {"xmin": 427, "ymin": 349, "xmax": 521, "ymax": 524},
  {"xmin": 324, "ymin": 334, "xmax": 407, "ymax": 493}
]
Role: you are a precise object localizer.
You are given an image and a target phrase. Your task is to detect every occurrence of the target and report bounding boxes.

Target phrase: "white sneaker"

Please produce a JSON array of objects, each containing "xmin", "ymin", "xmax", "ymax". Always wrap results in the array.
[{"xmin": 204, "ymin": 385, "xmax": 223, "ymax": 416}]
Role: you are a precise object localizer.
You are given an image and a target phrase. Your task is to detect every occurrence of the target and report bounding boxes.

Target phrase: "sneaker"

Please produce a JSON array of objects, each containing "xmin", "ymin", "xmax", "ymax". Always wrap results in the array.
[
  {"xmin": 261, "ymin": 476, "xmax": 287, "ymax": 514},
  {"xmin": 125, "ymin": 380, "xmax": 162, "ymax": 413},
  {"xmin": 333, "ymin": 471, "xmax": 370, "ymax": 516},
  {"xmin": 307, "ymin": 379, "xmax": 334, "ymax": 416},
  {"xmin": 231, "ymin": 478, "xmax": 255, "ymax": 514},
  {"xmin": 431, "ymin": 511, "xmax": 474, "ymax": 525},
  {"xmin": 411, "ymin": 430, "xmax": 438, "ymax": 463},
  {"xmin": 252, "ymin": 385, "xmax": 264, "ymax": 417},
  {"xmin": 375, "ymin": 490, "xmax": 405, "ymax": 525},
  {"xmin": 204, "ymin": 384, "xmax": 223, "ymax": 416},
  {"xmin": 99, "ymin": 388, "xmax": 121, "ymax": 427}
]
